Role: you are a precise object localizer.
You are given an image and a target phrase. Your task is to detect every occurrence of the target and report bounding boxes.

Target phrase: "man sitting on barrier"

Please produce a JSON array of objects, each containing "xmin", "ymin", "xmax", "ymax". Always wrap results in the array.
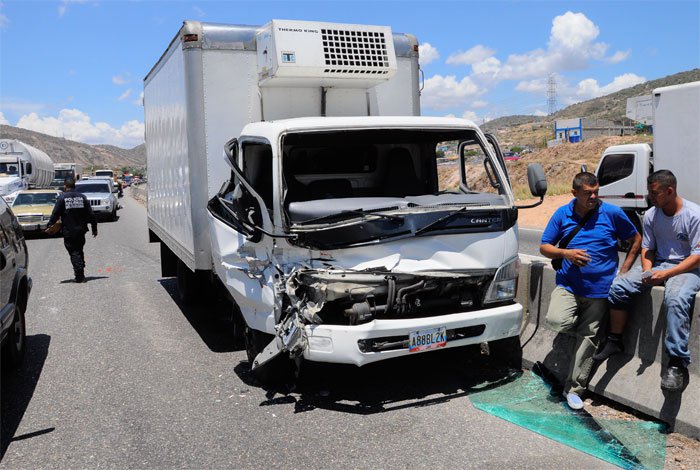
[
  {"xmin": 540, "ymin": 172, "xmax": 641, "ymax": 410},
  {"xmin": 596, "ymin": 170, "xmax": 700, "ymax": 391}
]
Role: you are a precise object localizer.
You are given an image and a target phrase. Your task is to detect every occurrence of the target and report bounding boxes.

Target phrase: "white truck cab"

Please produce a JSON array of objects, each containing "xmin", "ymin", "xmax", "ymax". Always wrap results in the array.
[
  {"xmin": 144, "ymin": 20, "xmax": 546, "ymax": 380},
  {"xmin": 597, "ymin": 81, "xmax": 700, "ymax": 221}
]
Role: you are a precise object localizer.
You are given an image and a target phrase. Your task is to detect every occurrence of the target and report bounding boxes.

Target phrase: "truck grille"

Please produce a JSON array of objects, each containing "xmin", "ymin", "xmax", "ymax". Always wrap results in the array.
[
  {"xmin": 321, "ymin": 28, "xmax": 390, "ymax": 74},
  {"xmin": 89, "ymin": 199, "xmax": 101, "ymax": 206}
]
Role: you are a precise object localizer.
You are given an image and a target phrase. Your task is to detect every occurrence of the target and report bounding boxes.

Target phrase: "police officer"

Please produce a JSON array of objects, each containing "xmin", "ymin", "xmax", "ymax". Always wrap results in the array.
[{"xmin": 46, "ymin": 177, "xmax": 98, "ymax": 283}]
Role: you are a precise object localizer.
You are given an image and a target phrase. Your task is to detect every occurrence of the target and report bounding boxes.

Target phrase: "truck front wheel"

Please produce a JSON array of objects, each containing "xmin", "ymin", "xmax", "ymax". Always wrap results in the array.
[{"xmin": 487, "ymin": 335, "xmax": 523, "ymax": 370}]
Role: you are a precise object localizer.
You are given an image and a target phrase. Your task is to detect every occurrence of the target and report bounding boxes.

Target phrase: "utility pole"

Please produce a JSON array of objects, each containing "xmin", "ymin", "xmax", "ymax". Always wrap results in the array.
[{"xmin": 547, "ymin": 73, "xmax": 558, "ymax": 116}]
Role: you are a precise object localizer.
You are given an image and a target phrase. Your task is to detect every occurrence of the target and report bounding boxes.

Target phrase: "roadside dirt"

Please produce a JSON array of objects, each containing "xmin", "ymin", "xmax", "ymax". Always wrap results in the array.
[{"xmin": 517, "ymin": 193, "xmax": 571, "ymax": 229}]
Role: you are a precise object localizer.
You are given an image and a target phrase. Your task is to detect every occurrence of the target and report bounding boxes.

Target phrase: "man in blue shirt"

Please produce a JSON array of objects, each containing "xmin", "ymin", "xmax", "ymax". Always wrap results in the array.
[{"xmin": 540, "ymin": 172, "xmax": 641, "ymax": 409}]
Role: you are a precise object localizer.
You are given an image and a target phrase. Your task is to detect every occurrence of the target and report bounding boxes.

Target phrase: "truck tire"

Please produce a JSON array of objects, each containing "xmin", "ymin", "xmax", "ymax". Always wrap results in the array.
[
  {"xmin": 244, "ymin": 325, "xmax": 294, "ymax": 386},
  {"xmin": 487, "ymin": 335, "xmax": 522, "ymax": 370},
  {"xmin": 176, "ymin": 260, "xmax": 197, "ymax": 305},
  {"xmin": 110, "ymin": 206, "xmax": 118, "ymax": 222},
  {"xmin": 2, "ymin": 307, "xmax": 26, "ymax": 369}
]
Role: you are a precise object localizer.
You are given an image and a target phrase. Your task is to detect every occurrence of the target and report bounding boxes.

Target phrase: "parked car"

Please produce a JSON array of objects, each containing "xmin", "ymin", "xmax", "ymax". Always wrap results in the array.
[
  {"xmin": 0, "ymin": 196, "xmax": 31, "ymax": 370},
  {"xmin": 75, "ymin": 179, "xmax": 119, "ymax": 221},
  {"xmin": 503, "ymin": 152, "xmax": 521, "ymax": 161},
  {"xmin": 11, "ymin": 189, "xmax": 62, "ymax": 233}
]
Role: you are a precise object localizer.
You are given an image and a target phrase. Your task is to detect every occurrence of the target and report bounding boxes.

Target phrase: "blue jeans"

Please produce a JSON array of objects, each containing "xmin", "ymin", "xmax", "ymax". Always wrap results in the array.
[{"xmin": 608, "ymin": 262, "xmax": 700, "ymax": 366}]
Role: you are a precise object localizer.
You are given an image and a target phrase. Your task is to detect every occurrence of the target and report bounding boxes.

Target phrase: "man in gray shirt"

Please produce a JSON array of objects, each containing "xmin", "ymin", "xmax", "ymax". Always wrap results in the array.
[{"xmin": 597, "ymin": 170, "xmax": 700, "ymax": 391}]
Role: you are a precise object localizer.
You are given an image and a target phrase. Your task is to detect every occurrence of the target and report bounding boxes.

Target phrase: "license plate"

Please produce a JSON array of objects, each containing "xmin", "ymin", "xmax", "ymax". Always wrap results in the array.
[{"xmin": 409, "ymin": 327, "xmax": 447, "ymax": 352}]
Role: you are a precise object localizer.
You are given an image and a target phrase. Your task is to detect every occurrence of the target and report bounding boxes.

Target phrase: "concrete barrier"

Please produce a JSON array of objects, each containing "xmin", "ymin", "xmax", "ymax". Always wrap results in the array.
[
  {"xmin": 516, "ymin": 256, "xmax": 700, "ymax": 439},
  {"xmin": 129, "ymin": 184, "xmax": 147, "ymax": 203}
]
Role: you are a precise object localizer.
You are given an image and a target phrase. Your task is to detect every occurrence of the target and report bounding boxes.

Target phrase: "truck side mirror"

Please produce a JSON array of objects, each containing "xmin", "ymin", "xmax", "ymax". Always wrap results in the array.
[
  {"xmin": 527, "ymin": 163, "xmax": 547, "ymax": 197},
  {"xmin": 25, "ymin": 163, "xmax": 33, "ymax": 175}
]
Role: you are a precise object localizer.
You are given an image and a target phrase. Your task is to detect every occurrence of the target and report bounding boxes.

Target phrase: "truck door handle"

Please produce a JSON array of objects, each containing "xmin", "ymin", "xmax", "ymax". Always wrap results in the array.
[{"xmin": 624, "ymin": 192, "xmax": 635, "ymax": 198}]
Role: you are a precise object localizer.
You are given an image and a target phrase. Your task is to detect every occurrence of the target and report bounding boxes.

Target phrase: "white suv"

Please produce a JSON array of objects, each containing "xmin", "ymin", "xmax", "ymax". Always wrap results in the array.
[{"xmin": 75, "ymin": 179, "xmax": 119, "ymax": 221}]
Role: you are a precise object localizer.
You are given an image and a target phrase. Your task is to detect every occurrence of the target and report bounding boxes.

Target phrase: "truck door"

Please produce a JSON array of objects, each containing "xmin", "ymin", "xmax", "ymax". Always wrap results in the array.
[
  {"xmin": 207, "ymin": 139, "xmax": 277, "ymax": 332},
  {"xmin": 597, "ymin": 148, "xmax": 649, "ymax": 210}
]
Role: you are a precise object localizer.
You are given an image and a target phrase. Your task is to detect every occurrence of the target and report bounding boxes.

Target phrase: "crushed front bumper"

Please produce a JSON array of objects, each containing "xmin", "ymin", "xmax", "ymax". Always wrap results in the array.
[{"xmin": 302, "ymin": 302, "xmax": 522, "ymax": 366}]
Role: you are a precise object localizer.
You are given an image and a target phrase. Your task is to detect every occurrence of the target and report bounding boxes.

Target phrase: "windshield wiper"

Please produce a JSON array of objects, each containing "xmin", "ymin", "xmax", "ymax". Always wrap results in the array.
[
  {"xmin": 414, "ymin": 206, "xmax": 468, "ymax": 236},
  {"xmin": 299, "ymin": 208, "xmax": 405, "ymax": 225}
]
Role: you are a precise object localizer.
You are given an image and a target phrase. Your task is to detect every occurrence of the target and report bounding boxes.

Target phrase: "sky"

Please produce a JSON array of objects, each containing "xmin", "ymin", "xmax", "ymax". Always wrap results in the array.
[{"xmin": 0, "ymin": 0, "xmax": 698, "ymax": 148}]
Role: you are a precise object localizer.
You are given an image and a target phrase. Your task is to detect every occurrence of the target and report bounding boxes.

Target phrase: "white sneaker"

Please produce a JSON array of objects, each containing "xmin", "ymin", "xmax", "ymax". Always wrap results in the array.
[{"xmin": 563, "ymin": 392, "xmax": 584, "ymax": 410}]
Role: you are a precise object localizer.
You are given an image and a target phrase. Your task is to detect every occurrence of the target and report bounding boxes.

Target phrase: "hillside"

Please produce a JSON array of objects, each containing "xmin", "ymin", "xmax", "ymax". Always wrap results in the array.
[
  {"xmin": 0, "ymin": 124, "xmax": 145, "ymax": 170},
  {"xmin": 482, "ymin": 69, "xmax": 700, "ymax": 131}
]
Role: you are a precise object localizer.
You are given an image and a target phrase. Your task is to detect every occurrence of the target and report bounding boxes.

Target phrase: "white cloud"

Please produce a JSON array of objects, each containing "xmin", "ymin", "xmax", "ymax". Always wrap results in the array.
[
  {"xmin": 421, "ymin": 74, "xmax": 484, "ymax": 109},
  {"xmin": 471, "ymin": 100, "xmax": 488, "ymax": 109},
  {"xmin": 58, "ymin": 0, "xmax": 87, "ymax": 18},
  {"xmin": 419, "ymin": 43, "xmax": 439, "ymax": 66},
  {"xmin": 193, "ymin": 6, "xmax": 206, "ymax": 18},
  {"xmin": 118, "ymin": 89, "xmax": 133, "ymax": 101},
  {"xmin": 549, "ymin": 11, "xmax": 601, "ymax": 51},
  {"xmin": 461, "ymin": 110, "xmax": 479, "ymax": 122},
  {"xmin": 112, "ymin": 74, "xmax": 130, "ymax": 86},
  {"xmin": 533, "ymin": 110, "xmax": 548, "ymax": 117},
  {"xmin": 605, "ymin": 50, "xmax": 630, "ymax": 64},
  {"xmin": 515, "ymin": 78, "xmax": 548, "ymax": 94},
  {"xmin": 0, "ymin": 12, "xmax": 8, "ymax": 30},
  {"xmin": 494, "ymin": 11, "xmax": 623, "ymax": 80},
  {"xmin": 16, "ymin": 109, "xmax": 144, "ymax": 147},
  {"xmin": 133, "ymin": 91, "xmax": 144, "ymax": 107},
  {"xmin": 472, "ymin": 57, "xmax": 501, "ymax": 77},
  {"xmin": 0, "ymin": 112, "xmax": 9, "ymax": 125},
  {"xmin": 575, "ymin": 73, "xmax": 646, "ymax": 99},
  {"xmin": 446, "ymin": 45, "xmax": 495, "ymax": 66}
]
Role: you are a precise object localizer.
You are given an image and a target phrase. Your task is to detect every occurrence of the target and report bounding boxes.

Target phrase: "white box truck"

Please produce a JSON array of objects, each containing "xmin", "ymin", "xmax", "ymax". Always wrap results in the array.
[
  {"xmin": 0, "ymin": 139, "xmax": 54, "ymax": 204},
  {"xmin": 596, "ymin": 81, "xmax": 700, "ymax": 225},
  {"xmin": 144, "ymin": 20, "xmax": 547, "ymax": 381}
]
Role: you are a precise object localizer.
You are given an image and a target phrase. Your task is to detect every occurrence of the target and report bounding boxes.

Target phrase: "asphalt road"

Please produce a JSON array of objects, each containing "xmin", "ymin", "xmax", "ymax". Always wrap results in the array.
[{"xmin": 1, "ymin": 194, "xmax": 614, "ymax": 468}]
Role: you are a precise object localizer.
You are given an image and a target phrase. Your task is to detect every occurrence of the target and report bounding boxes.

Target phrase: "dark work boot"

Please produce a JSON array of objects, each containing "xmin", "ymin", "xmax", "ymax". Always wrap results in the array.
[
  {"xmin": 75, "ymin": 271, "xmax": 86, "ymax": 283},
  {"xmin": 593, "ymin": 335, "xmax": 623, "ymax": 361},
  {"xmin": 661, "ymin": 357, "xmax": 686, "ymax": 391},
  {"xmin": 661, "ymin": 366, "xmax": 685, "ymax": 391}
]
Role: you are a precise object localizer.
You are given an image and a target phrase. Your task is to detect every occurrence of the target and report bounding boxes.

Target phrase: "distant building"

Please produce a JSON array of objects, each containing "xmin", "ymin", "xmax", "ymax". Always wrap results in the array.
[{"xmin": 554, "ymin": 118, "xmax": 583, "ymax": 143}]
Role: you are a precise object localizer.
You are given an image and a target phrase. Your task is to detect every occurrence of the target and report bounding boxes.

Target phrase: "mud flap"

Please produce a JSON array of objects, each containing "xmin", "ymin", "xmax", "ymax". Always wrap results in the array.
[{"xmin": 251, "ymin": 312, "xmax": 306, "ymax": 371}]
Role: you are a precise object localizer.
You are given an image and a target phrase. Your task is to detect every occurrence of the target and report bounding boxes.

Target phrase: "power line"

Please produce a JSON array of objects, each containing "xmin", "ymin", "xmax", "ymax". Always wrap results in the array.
[{"xmin": 547, "ymin": 73, "xmax": 558, "ymax": 115}]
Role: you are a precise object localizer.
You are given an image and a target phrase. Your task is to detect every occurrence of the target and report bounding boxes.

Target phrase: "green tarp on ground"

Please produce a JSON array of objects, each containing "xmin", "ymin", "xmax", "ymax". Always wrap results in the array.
[{"xmin": 469, "ymin": 370, "xmax": 667, "ymax": 469}]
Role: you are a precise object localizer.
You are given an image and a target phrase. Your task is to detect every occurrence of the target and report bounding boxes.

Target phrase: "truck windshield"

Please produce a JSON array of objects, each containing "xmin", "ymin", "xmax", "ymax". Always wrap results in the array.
[
  {"xmin": 282, "ymin": 128, "xmax": 505, "ymax": 205},
  {"xmin": 0, "ymin": 162, "xmax": 20, "ymax": 175},
  {"xmin": 54, "ymin": 169, "xmax": 74, "ymax": 180}
]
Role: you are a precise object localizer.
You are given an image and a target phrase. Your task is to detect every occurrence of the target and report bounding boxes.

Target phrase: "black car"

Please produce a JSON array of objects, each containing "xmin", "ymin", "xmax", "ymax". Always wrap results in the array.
[{"xmin": 0, "ymin": 197, "xmax": 31, "ymax": 370}]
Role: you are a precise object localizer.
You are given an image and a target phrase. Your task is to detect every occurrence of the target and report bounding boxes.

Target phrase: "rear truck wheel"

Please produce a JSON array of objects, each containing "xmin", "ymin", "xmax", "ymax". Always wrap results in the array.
[
  {"xmin": 487, "ymin": 335, "xmax": 523, "ymax": 370},
  {"xmin": 244, "ymin": 324, "xmax": 295, "ymax": 386},
  {"xmin": 2, "ymin": 306, "xmax": 26, "ymax": 370},
  {"xmin": 176, "ymin": 260, "xmax": 197, "ymax": 305}
]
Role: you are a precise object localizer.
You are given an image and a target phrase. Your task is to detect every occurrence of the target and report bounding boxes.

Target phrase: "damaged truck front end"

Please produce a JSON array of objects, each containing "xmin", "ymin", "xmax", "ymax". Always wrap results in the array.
[{"xmin": 206, "ymin": 117, "xmax": 546, "ymax": 378}]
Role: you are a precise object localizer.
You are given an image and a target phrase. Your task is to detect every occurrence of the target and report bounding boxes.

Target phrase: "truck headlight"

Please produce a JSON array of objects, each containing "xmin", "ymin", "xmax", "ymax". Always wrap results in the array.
[{"xmin": 484, "ymin": 257, "xmax": 520, "ymax": 304}]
